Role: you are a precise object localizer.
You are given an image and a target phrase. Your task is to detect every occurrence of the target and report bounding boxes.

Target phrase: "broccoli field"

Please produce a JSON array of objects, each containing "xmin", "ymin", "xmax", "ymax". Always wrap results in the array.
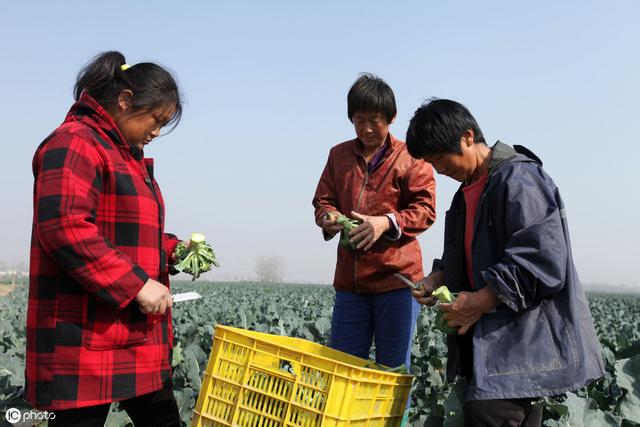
[{"xmin": 1, "ymin": 282, "xmax": 639, "ymax": 426}]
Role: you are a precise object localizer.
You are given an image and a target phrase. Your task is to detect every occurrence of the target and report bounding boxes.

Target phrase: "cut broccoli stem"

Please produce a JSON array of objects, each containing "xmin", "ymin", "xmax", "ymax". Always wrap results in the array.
[
  {"xmin": 171, "ymin": 233, "xmax": 220, "ymax": 280},
  {"xmin": 334, "ymin": 214, "xmax": 361, "ymax": 250},
  {"xmin": 433, "ymin": 285, "xmax": 460, "ymax": 335}
]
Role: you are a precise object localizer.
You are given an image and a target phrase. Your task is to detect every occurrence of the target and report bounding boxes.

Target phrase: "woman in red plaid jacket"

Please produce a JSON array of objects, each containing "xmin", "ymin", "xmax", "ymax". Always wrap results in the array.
[{"xmin": 27, "ymin": 51, "xmax": 184, "ymax": 426}]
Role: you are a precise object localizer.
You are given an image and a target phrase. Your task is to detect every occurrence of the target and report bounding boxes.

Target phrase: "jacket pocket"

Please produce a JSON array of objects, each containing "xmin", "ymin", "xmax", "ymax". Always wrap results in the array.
[
  {"xmin": 480, "ymin": 304, "xmax": 562, "ymax": 377},
  {"xmin": 84, "ymin": 302, "xmax": 147, "ymax": 350}
]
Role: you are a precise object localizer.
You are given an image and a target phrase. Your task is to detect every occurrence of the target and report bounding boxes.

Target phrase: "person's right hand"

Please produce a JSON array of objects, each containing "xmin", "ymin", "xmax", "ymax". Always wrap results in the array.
[
  {"xmin": 135, "ymin": 278, "xmax": 173, "ymax": 315},
  {"xmin": 321, "ymin": 211, "xmax": 343, "ymax": 235},
  {"xmin": 411, "ymin": 270, "xmax": 444, "ymax": 306}
]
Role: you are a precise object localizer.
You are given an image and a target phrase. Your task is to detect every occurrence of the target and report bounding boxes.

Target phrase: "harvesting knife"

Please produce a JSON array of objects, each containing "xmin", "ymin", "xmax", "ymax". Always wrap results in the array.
[
  {"xmin": 393, "ymin": 273, "xmax": 420, "ymax": 290},
  {"xmin": 171, "ymin": 291, "xmax": 202, "ymax": 303}
]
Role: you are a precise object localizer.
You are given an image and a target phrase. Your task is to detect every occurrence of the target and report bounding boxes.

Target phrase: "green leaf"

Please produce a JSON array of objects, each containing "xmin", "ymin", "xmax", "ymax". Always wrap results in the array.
[
  {"xmin": 174, "ymin": 387, "xmax": 195, "ymax": 426},
  {"xmin": 563, "ymin": 392, "xmax": 620, "ymax": 427},
  {"xmin": 186, "ymin": 343, "xmax": 208, "ymax": 366},
  {"xmin": 543, "ymin": 417, "xmax": 571, "ymax": 427},
  {"xmin": 442, "ymin": 378, "xmax": 466, "ymax": 427},
  {"xmin": 616, "ymin": 355, "xmax": 640, "ymax": 423},
  {"xmin": 619, "ymin": 340, "xmax": 640, "ymax": 359},
  {"xmin": 184, "ymin": 347, "xmax": 202, "ymax": 391},
  {"xmin": 105, "ymin": 405, "xmax": 133, "ymax": 427},
  {"xmin": 172, "ymin": 342, "xmax": 184, "ymax": 367}
]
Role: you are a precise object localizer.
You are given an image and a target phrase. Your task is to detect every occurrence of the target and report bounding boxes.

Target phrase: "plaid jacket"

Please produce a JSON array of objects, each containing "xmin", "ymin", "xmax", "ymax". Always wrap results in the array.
[
  {"xmin": 313, "ymin": 135, "xmax": 436, "ymax": 293},
  {"xmin": 26, "ymin": 92, "xmax": 180, "ymax": 410}
]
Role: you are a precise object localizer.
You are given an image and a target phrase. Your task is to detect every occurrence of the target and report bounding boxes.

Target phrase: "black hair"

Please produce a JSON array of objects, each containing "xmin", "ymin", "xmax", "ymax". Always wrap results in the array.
[
  {"xmin": 406, "ymin": 98, "xmax": 485, "ymax": 158},
  {"xmin": 347, "ymin": 73, "xmax": 397, "ymax": 123},
  {"xmin": 74, "ymin": 51, "xmax": 182, "ymax": 132}
]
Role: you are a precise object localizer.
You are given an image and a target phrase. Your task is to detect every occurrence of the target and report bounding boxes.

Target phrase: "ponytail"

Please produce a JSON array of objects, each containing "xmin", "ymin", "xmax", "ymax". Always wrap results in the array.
[{"xmin": 74, "ymin": 50, "xmax": 182, "ymax": 131}]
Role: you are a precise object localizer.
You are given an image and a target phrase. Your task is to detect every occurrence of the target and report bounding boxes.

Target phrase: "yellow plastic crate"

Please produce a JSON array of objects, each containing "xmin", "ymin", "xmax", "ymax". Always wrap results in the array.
[{"xmin": 191, "ymin": 325, "xmax": 413, "ymax": 427}]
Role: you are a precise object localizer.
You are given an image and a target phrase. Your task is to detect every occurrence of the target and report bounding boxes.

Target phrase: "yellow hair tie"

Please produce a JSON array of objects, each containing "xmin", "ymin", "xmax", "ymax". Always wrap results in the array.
[{"xmin": 120, "ymin": 64, "xmax": 131, "ymax": 71}]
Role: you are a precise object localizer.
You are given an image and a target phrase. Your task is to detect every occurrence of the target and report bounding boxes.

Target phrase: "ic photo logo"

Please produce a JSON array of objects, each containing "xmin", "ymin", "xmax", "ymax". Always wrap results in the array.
[
  {"xmin": 5, "ymin": 407, "xmax": 56, "ymax": 425},
  {"xmin": 5, "ymin": 408, "xmax": 21, "ymax": 424}
]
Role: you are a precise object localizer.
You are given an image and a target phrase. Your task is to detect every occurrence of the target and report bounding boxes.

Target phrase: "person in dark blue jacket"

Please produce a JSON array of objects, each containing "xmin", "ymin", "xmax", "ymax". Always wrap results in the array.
[{"xmin": 405, "ymin": 99, "xmax": 605, "ymax": 427}]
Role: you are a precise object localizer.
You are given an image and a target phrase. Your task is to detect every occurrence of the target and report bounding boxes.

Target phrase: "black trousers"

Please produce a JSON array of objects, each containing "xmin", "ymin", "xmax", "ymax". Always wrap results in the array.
[
  {"xmin": 464, "ymin": 398, "xmax": 543, "ymax": 427},
  {"xmin": 48, "ymin": 386, "xmax": 181, "ymax": 427}
]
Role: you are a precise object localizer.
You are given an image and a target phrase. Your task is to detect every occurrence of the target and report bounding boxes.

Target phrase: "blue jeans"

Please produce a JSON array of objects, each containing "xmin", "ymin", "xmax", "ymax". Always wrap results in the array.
[{"xmin": 330, "ymin": 288, "xmax": 420, "ymax": 369}]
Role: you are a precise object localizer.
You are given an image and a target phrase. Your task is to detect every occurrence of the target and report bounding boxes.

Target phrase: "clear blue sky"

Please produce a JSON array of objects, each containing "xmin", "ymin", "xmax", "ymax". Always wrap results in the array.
[{"xmin": 1, "ymin": 1, "xmax": 638, "ymax": 289}]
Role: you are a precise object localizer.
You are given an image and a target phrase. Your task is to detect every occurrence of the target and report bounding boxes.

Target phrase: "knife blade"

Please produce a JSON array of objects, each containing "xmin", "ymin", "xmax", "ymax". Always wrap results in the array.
[
  {"xmin": 393, "ymin": 273, "xmax": 420, "ymax": 290},
  {"xmin": 171, "ymin": 291, "xmax": 202, "ymax": 303}
]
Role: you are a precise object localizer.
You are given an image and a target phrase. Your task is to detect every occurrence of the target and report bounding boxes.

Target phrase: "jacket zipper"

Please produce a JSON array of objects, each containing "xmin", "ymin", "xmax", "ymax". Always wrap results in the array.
[{"xmin": 353, "ymin": 165, "xmax": 369, "ymax": 293}]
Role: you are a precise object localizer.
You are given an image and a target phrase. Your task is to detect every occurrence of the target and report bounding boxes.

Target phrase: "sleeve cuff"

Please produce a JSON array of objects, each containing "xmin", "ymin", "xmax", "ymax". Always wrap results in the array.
[
  {"xmin": 322, "ymin": 228, "xmax": 337, "ymax": 241},
  {"xmin": 482, "ymin": 271, "xmax": 520, "ymax": 313},
  {"xmin": 383, "ymin": 213, "xmax": 402, "ymax": 241},
  {"xmin": 113, "ymin": 265, "xmax": 149, "ymax": 309}
]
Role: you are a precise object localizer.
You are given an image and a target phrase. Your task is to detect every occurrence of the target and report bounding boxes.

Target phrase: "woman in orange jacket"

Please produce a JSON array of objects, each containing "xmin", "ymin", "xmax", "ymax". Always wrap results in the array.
[{"xmin": 313, "ymin": 73, "xmax": 436, "ymax": 376}]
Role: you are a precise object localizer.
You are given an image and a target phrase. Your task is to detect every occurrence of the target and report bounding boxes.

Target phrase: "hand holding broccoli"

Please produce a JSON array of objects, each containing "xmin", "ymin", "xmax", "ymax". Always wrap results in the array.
[
  {"xmin": 321, "ymin": 211, "xmax": 344, "ymax": 236},
  {"xmin": 172, "ymin": 233, "xmax": 220, "ymax": 281},
  {"xmin": 411, "ymin": 271, "xmax": 443, "ymax": 306},
  {"xmin": 350, "ymin": 211, "xmax": 390, "ymax": 251},
  {"xmin": 440, "ymin": 286, "xmax": 501, "ymax": 335},
  {"xmin": 323, "ymin": 212, "xmax": 364, "ymax": 249}
]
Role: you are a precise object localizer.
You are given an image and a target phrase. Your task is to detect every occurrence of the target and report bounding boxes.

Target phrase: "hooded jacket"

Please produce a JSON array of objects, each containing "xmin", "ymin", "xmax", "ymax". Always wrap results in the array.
[
  {"xmin": 27, "ymin": 92, "xmax": 179, "ymax": 409},
  {"xmin": 438, "ymin": 141, "xmax": 605, "ymax": 399}
]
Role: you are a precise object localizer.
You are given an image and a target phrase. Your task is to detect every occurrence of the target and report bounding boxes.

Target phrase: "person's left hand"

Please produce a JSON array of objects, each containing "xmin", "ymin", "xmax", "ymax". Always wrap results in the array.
[
  {"xmin": 440, "ymin": 286, "xmax": 500, "ymax": 334},
  {"xmin": 349, "ymin": 211, "xmax": 390, "ymax": 251}
]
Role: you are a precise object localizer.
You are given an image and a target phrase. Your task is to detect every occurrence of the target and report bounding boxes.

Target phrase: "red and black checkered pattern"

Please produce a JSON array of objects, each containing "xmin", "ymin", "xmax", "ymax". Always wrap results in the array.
[{"xmin": 26, "ymin": 92, "xmax": 180, "ymax": 410}]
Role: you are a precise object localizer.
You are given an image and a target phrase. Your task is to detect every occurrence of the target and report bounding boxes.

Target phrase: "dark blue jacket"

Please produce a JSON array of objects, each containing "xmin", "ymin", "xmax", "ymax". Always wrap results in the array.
[{"xmin": 436, "ymin": 141, "xmax": 604, "ymax": 400}]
